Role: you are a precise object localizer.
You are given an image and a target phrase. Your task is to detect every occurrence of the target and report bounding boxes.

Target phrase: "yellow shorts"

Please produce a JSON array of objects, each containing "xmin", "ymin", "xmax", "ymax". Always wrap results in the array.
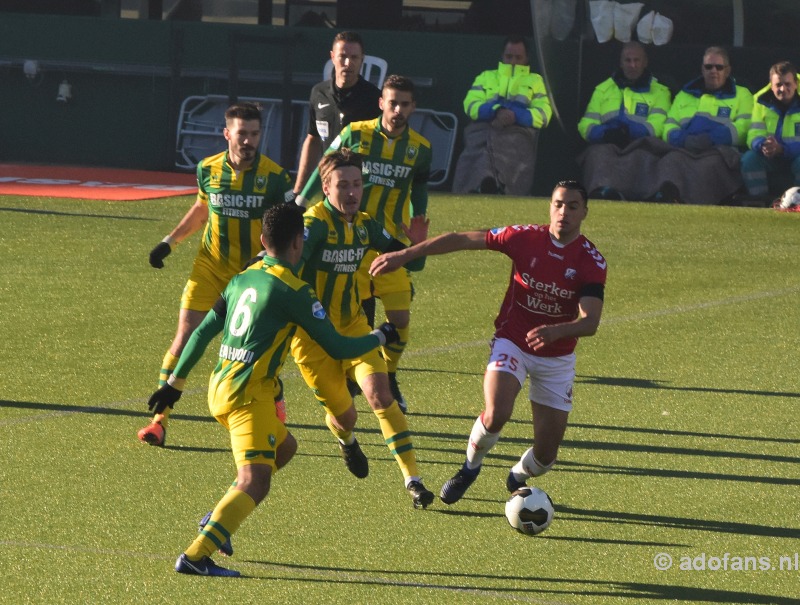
[
  {"xmin": 292, "ymin": 319, "xmax": 387, "ymax": 417},
  {"xmin": 214, "ymin": 395, "xmax": 289, "ymax": 470},
  {"xmin": 360, "ymin": 250, "xmax": 412, "ymax": 312},
  {"xmin": 180, "ymin": 254, "xmax": 237, "ymax": 312}
]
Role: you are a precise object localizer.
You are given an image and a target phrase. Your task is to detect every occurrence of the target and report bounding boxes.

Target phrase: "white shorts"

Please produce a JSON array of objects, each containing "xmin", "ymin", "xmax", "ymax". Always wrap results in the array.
[{"xmin": 487, "ymin": 337, "xmax": 576, "ymax": 412}]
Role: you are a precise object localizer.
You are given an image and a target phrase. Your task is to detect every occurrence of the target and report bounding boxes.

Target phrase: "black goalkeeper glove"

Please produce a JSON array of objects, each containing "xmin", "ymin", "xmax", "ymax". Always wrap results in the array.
[
  {"xmin": 147, "ymin": 384, "xmax": 182, "ymax": 414},
  {"xmin": 371, "ymin": 322, "xmax": 399, "ymax": 346},
  {"xmin": 149, "ymin": 242, "xmax": 172, "ymax": 269}
]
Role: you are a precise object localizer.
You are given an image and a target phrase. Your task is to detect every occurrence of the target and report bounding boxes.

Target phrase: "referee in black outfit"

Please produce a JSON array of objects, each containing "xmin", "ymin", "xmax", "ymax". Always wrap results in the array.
[{"xmin": 294, "ymin": 31, "xmax": 381, "ymax": 198}]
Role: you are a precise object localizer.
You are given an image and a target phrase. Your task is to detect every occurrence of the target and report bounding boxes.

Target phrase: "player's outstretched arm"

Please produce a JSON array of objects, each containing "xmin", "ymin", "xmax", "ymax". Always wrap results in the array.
[
  {"xmin": 149, "ymin": 201, "xmax": 208, "ymax": 268},
  {"xmin": 370, "ymin": 230, "xmax": 487, "ymax": 276},
  {"xmin": 291, "ymin": 285, "xmax": 397, "ymax": 358},
  {"xmin": 310, "ymin": 319, "xmax": 399, "ymax": 360}
]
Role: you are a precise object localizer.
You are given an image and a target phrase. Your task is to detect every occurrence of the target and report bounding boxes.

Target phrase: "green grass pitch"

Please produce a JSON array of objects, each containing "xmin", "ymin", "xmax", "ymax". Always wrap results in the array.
[{"xmin": 0, "ymin": 193, "xmax": 798, "ymax": 604}]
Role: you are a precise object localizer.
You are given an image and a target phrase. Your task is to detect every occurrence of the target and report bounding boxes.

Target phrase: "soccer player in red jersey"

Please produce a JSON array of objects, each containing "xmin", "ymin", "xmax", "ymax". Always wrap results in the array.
[{"xmin": 369, "ymin": 180, "xmax": 607, "ymax": 504}]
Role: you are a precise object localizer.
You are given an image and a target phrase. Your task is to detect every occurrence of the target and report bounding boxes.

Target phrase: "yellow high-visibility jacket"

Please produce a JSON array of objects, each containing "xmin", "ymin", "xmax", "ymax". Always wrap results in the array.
[
  {"xmin": 464, "ymin": 62, "xmax": 552, "ymax": 129},
  {"xmin": 663, "ymin": 76, "xmax": 752, "ymax": 147},
  {"xmin": 578, "ymin": 70, "xmax": 671, "ymax": 141}
]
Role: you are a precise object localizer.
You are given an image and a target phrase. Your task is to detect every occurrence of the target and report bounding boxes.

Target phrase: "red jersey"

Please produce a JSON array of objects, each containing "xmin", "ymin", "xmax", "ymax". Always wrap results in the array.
[{"xmin": 485, "ymin": 224, "xmax": 607, "ymax": 357}]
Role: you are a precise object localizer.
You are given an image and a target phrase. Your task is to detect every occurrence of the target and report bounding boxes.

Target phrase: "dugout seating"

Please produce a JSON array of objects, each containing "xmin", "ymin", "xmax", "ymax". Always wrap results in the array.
[
  {"xmin": 408, "ymin": 108, "xmax": 458, "ymax": 187},
  {"xmin": 175, "ymin": 57, "xmax": 387, "ymax": 172},
  {"xmin": 175, "ymin": 94, "xmax": 254, "ymax": 170},
  {"xmin": 175, "ymin": 94, "xmax": 305, "ymax": 171},
  {"xmin": 175, "ymin": 53, "xmax": 458, "ymax": 187}
]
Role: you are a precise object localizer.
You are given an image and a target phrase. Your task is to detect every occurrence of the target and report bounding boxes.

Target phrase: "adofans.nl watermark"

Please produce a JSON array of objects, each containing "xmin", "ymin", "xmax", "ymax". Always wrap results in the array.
[{"xmin": 654, "ymin": 552, "xmax": 800, "ymax": 572}]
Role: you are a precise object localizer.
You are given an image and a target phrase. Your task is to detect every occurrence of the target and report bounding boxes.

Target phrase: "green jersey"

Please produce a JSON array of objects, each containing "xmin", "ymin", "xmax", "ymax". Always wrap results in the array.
[
  {"xmin": 173, "ymin": 254, "xmax": 382, "ymax": 416},
  {"xmin": 196, "ymin": 151, "xmax": 293, "ymax": 274},
  {"xmin": 300, "ymin": 117, "xmax": 432, "ymax": 243},
  {"xmin": 300, "ymin": 199, "xmax": 394, "ymax": 330}
]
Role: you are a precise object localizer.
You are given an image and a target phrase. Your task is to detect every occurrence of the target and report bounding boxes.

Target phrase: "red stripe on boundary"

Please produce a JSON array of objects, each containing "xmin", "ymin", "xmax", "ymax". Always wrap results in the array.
[{"xmin": 0, "ymin": 164, "xmax": 196, "ymax": 200}]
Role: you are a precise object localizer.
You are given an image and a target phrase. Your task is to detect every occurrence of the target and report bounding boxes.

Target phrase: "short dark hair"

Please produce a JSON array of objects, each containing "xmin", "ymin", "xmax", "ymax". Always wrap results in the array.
[
  {"xmin": 262, "ymin": 203, "xmax": 304, "ymax": 254},
  {"xmin": 503, "ymin": 35, "xmax": 529, "ymax": 55},
  {"xmin": 382, "ymin": 74, "xmax": 415, "ymax": 100},
  {"xmin": 225, "ymin": 102, "xmax": 262, "ymax": 126},
  {"xmin": 553, "ymin": 180, "xmax": 588, "ymax": 205},
  {"xmin": 770, "ymin": 60, "xmax": 797, "ymax": 79},
  {"xmin": 319, "ymin": 147, "xmax": 363, "ymax": 186},
  {"xmin": 332, "ymin": 31, "xmax": 364, "ymax": 52}
]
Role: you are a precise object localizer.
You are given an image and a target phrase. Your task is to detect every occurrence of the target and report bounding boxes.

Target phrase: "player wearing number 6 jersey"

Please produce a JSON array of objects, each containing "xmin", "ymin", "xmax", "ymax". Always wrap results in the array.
[
  {"xmin": 370, "ymin": 180, "xmax": 607, "ymax": 505},
  {"xmin": 146, "ymin": 203, "xmax": 398, "ymax": 577}
]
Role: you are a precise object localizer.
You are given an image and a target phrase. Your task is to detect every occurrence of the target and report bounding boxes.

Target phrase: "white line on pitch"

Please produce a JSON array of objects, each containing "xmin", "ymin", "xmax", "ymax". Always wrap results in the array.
[{"xmin": 1, "ymin": 285, "xmax": 796, "ymax": 428}]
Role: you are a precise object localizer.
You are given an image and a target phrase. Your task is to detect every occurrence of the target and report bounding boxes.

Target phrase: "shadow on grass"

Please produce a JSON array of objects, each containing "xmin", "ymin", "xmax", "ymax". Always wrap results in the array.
[
  {"xmin": 436, "ymin": 506, "xmax": 690, "ymax": 548},
  {"xmin": 576, "ymin": 373, "xmax": 800, "ymax": 400},
  {"xmin": 402, "ymin": 366, "xmax": 800, "ymax": 401},
  {"xmin": 414, "ymin": 425, "xmax": 800, "ymax": 469},
  {"xmin": 556, "ymin": 458, "xmax": 800, "ymax": 487},
  {"xmin": 529, "ymin": 436, "xmax": 799, "ymax": 465},
  {"xmin": 414, "ymin": 489, "xmax": 797, "ymax": 540},
  {"xmin": 567, "ymin": 421, "xmax": 799, "ymax": 445},
  {"xmin": 421, "ymin": 442, "xmax": 800, "ymax": 488},
  {"xmin": 0, "ymin": 206, "xmax": 157, "ymax": 220},
  {"xmin": 238, "ymin": 559, "xmax": 796, "ymax": 603},
  {"xmin": 0, "ymin": 399, "xmax": 215, "ymax": 423},
  {"xmin": 556, "ymin": 504, "xmax": 800, "ymax": 539},
  {"xmin": 6, "ymin": 400, "xmax": 795, "ymax": 483},
  {"xmin": 414, "ymin": 411, "xmax": 799, "ymax": 449}
]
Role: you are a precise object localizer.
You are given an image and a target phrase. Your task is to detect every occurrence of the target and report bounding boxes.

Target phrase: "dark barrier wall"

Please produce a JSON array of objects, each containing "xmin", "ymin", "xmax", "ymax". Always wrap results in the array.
[
  {"xmin": 0, "ymin": 12, "xmax": 794, "ymax": 194},
  {"xmin": 0, "ymin": 15, "xmax": 507, "ymax": 178}
]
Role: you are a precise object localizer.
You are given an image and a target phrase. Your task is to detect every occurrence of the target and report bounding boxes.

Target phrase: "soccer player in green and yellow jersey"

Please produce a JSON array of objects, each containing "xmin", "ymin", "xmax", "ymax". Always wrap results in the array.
[
  {"xmin": 146, "ymin": 203, "xmax": 399, "ymax": 577},
  {"xmin": 291, "ymin": 148, "xmax": 435, "ymax": 509},
  {"xmin": 298, "ymin": 75, "xmax": 432, "ymax": 411},
  {"xmin": 140, "ymin": 102, "xmax": 294, "ymax": 447}
]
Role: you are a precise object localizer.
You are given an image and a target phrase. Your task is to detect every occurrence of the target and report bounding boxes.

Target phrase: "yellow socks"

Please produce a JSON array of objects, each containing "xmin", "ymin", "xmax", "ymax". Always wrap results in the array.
[
  {"xmin": 184, "ymin": 489, "xmax": 256, "ymax": 560},
  {"xmin": 374, "ymin": 401, "xmax": 418, "ymax": 479},
  {"xmin": 154, "ymin": 351, "xmax": 180, "ymax": 427}
]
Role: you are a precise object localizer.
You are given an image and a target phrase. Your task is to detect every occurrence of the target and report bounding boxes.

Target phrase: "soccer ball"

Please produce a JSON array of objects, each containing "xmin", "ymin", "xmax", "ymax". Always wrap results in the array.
[
  {"xmin": 779, "ymin": 186, "xmax": 800, "ymax": 209},
  {"xmin": 505, "ymin": 487, "xmax": 554, "ymax": 535}
]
